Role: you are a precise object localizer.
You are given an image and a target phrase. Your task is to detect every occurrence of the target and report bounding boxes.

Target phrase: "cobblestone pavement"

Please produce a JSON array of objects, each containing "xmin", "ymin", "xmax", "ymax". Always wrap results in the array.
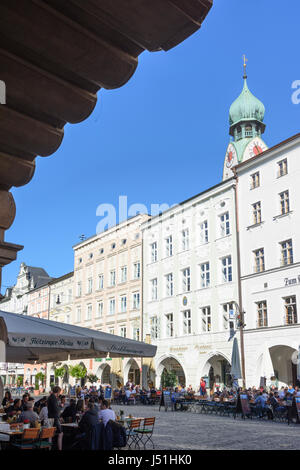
[{"xmin": 111, "ymin": 404, "xmax": 300, "ymax": 450}]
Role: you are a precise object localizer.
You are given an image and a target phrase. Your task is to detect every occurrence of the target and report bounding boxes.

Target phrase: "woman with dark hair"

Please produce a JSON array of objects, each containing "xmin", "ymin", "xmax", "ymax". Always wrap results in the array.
[
  {"xmin": 76, "ymin": 398, "xmax": 85, "ymax": 414},
  {"xmin": 5, "ymin": 398, "xmax": 22, "ymax": 418},
  {"xmin": 2, "ymin": 390, "xmax": 13, "ymax": 408},
  {"xmin": 61, "ymin": 399, "xmax": 77, "ymax": 423}
]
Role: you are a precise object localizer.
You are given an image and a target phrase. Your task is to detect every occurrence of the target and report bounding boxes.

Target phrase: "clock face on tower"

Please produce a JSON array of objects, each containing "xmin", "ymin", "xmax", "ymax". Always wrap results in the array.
[
  {"xmin": 243, "ymin": 138, "xmax": 268, "ymax": 162},
  {"xmin": 223, "ymin": 142, "xmax": 238, "ymax": 180},
  {"xmin": 225, "ymin": 143, "xmax": 237, "ymax": 168}
]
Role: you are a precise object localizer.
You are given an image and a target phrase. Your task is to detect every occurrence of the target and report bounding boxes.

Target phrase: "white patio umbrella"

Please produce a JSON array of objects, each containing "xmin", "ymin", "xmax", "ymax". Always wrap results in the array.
[{"xmin": 0, "ymin": 310, "xmax": 156, "ymax": 363}]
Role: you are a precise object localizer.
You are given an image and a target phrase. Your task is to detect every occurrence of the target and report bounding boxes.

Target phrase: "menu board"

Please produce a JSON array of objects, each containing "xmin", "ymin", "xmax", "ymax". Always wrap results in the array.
[
  {"xmin": 162, "ymin": 391, "xmax": 173, "ymax": 411},
  {"xmin": 240, "ymin": 394, "xmax": 251, "ymax": 416}
]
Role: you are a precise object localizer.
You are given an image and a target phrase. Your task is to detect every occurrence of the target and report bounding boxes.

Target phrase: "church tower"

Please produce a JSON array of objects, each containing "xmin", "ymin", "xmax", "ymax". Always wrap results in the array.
[{"xmin": 223, "ymin": 57, "xmax": 268, "ymax": 180}]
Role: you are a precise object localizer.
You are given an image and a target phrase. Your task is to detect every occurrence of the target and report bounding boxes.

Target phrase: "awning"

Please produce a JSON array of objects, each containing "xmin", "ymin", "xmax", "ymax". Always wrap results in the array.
[{"xmin": 0, "ymin": 311, "xmax": 156, "ymax": 363}]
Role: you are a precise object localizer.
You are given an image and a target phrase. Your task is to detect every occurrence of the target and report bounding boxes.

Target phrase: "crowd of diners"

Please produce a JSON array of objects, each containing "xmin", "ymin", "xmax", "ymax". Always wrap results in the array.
[
  {"xmin": 2, "ymin": 380, "xmax": 300, "ymax": 450},
  {"xmin": 1, "ymin": 386, "xmax": 117, "ymax": 450}
]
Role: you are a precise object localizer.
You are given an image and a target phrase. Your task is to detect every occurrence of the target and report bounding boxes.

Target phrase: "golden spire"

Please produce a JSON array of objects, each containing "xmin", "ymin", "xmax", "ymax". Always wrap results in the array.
[{"xmin": 243, "ymin": 54, "xmax": 248, "ymax": 79}]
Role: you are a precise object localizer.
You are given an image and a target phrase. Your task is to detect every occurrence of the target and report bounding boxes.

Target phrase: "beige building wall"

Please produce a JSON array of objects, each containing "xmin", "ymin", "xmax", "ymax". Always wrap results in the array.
[{"xmin": 72, "ymin": 214, "xmax": 150, "ymax": 386}]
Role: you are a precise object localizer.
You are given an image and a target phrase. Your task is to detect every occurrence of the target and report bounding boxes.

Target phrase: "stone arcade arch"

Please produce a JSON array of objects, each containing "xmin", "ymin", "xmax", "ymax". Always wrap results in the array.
[
  {"xmin": 123, "ymin": 359, "xmax": 140, "ymax": 386},
  {"xmin": 269, "ymin": 345, "xmax": 298, "ymax": 388},
  {"xmin": 96, "ymin": 363, "xmax": 111, "ymax": 385},
  {"xmin": 156, "ymin": 356, "xmax": 186, "ymax": 388},
  {"xmin": 200, "ymin": 352, "xmax": 232, "ymax": 390}
]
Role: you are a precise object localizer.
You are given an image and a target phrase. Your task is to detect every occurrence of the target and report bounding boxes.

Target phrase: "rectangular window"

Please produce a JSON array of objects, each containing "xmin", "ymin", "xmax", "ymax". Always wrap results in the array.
[
  {"xmin": 182, "ymin": 229, "xmax": 190, "ymax": 251},
  {"xmin": 257, "ymin": 301, "xmax": 268, "ymax": 327},
  {"xmin": 165, "ymin": 273, "xmax": 174, "ymax": 297},
  {"xmin": 87, "ymin": 278, "xmax": 93, "ymax": 294},
  {"xmin": 133, "ymin": 292, "xmax": 140, "ymax": 310},
  {"xmin": 252, "ymin": 202, "xmax": 262, "ymax": 225},
  {"xmin": 120, "ymin": 326, "xmax": 127, "ymax": 338},
  {"xmin": 77, "ymin": 282, "xmax": 82, "ymax": 297},
  {"xmin": 133, "ymin": 262, "xmax": 141, "ymax": 279},
  {"xmin": 86, "ymin": 304, "xmax": 92, "ymax": 321},
  {"xmin": 280, "ymin": 239, "xmax": 293, "ymax": 266},
  {"xmin": 222, "ymin": 303, "xmax": 235, "ymax": 331},
  {"xmin": 182, "ymin": 309, "xmax": 192, "ymax": 335},
  {"xmin": 220, "ymin": 212, "xmax": 230, "ymax": 237},
  {"xmin": 109, "ymin": 298, "xmax": 115, "ymax": 315},
  {"xmin": 76, "ymin": 306, "xmax": 81, "ymax": 323},
  {"xmin": 182, "ymin": 267, "xmax": 191, "ymax": 292},
  {"xmin": 151, "ymin": 279, "xmax": 158, "ymax": 301},
  {"xmin": 279, "ymin": 190, "xmax": 290, "ymax": 215},
  {"xmin": 98, "ymin": 274, "xmax": 104, "ymax": 290},
  {"xmin": 200, "ymin": 220, "xmax": 208, "ymax": 244},
  {"xmin": 120, "ymin": 295, "xmax": 127, "ymax": 313},
  {"xmin": 150, "ymin": 316, "xmax": 159, "ymax": 340},
  {"xmin": 202, "ymin": 306, "xmax": 211, "ymax": 332},
  {"xmin": 254, "ymin": 248, "xmax": 265, "ymax": 273},
  {"xmin": 250, "ymin": 172, "xmax": 260, "ymax": 189},
  {"xmin": 96, "ymin": 301, "xmax": 103, "ymax": 318},
  {"xmin": 110, "ymin": 270, "xmax": 116, "ymax": 287},
  {"xmin": 200, "ymin": 262, "xmax": 210, "ymax": 288},
  {"xmin": 68, "ymin": 289, "xmax": 72, "ymax": 303},
  {"xmin": 151, "ymin": 242, "xmax": 157, "ymax": 263},
  {"xmin": 277, "ymin": 158, "xmax": 288, "ymax": 177},
  {"xmin": 133, "ymin": 327, "xmax": 140, "ymax": 341},
  {"xmin": 165, "ymin": 235, "xmax": 173, "ymax": 257},
  {"xmin": 166, "ymin": 313, "xmax": 174, "ymax": 337},
  {"xmin": 222, "ymin": 256, "xmax": 232, "ymax": 282},
  {"xmin": 284, "ymin": 296, "xmax": 297, "ymax": 325},
  {"xmin": 108, "ymin": 327, "xmax": 115, "ymax": 335},
  {"xmin": 120, "ymin": 266, "xmax": 127, "ymax": 283}
]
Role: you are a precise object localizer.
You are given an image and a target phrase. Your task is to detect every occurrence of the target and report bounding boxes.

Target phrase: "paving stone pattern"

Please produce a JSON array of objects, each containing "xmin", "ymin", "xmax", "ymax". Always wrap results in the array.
[{"xmin": 111, "ymin": 404, "xmax": 300, "ymax": 450}]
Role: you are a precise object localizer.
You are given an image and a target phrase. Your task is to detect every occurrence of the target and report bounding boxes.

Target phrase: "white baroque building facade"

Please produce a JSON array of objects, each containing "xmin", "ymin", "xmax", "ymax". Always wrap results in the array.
[
  {"xmin": 142, "ymin": 178, "xmax": 240, "ymax": 389},
  {"xmin": 235, "ymin": 133, "xmax": 300, "ymax": 388}
]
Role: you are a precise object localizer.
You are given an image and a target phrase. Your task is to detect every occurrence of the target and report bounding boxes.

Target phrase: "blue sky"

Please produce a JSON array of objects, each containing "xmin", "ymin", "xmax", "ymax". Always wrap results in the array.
[{"xmin": 2, "ymin": 0, "xmax": 300, "ymax": 291}]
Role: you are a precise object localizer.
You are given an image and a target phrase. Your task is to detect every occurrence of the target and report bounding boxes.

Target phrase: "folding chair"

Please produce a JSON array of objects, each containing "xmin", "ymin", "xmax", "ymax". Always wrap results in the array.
[
  {"xmin": 34, "ymin": 427, "xmax": 56, "ymax": 450},
  {"xmin": 126, "ymin": 419, "xmax": 142, "ymax": 449},
  {"xmin": 134, "ymin": 417, "xmax": 155, "ymax": 450},
  {"xmin": 11, "ymin": 428, "xmax": 40, "ymax": 450}
]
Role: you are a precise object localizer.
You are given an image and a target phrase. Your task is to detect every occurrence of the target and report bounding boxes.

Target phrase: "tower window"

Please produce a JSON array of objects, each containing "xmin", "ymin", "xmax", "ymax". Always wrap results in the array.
[
  {"xmin": 236, "ymin": 126, "xmax": 242, "ymax": 139},
  {"xmin": 245, "ymin": 125, "xmax": 252, "ymax": 137}
]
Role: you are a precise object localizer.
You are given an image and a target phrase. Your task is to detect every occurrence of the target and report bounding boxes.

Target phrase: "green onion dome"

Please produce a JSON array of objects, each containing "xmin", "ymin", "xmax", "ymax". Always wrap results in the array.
[{"xmin": 229, "ymin": 77, "xmax": 265, "ymax": 127}]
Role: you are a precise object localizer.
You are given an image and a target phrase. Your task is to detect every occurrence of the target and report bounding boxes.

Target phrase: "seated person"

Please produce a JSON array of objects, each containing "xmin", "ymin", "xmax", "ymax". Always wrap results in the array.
[
  {"xmin": 58, "ymin": 395, "xmax": 67, "ymax": 412},
  {"xmin": 76, "ymin": 399, "xmax": 85, "ymax": 414},
  {"xmin": 2, "ymin": 391, "xmax": 13, "ymax": 409},
  {"xmin": 78, "ymin": 402, "xmax": 99, "ymax": 435},
  {"xmin": 98, "ymin": 400, "xmax": 116, "ymax": 427},
  {"xmin": 18, "ymin": 401, "xmax": 39, "ymax": 426},
  {"xmin": 5, "ymin": 398, "xmax": 22, "ymax": 418},
  {"xmin": 61, "ymin": 398, "xmax": 77, "ymax": 423},
  {"xmin": 124, "ymin": 388, "xmax": 131, "ymax": 404},
  {"xmin": 34, "ymin": 396, "xmax": 47, "ymax": 414}
]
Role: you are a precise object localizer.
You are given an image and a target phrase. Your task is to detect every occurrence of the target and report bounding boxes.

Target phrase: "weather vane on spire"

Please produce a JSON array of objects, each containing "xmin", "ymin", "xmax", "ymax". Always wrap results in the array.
[{"xmin": 243, "ymin": 54, "xmax": 248, "ymax": 79}]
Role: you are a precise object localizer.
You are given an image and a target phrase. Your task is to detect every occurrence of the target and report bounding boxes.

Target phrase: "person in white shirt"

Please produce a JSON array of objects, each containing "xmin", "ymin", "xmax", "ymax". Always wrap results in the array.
[{"xmin": 98, "ymin": 400, "xmax": 116, "ymax": 427}]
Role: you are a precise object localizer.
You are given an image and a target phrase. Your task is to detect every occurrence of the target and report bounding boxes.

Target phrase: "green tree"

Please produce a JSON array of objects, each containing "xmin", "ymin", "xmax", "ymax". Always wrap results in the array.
[
  {"xmin": 69, "ymin": 364, "xmax": 87, "ymax": 382},
  {"xmin": 54, "ymin": 367, "xmax": 66, "ymax": 380},
  {"xmin": 86, "ymin": 373, "xmax": 98, "ymax": 384},
  {"xmin": 35, "ymin": 372, "xmax": 45, "ymax": 385},
  {"xmin": 161, "ymin": 370, "xmax": 177, "ymax": 388}
]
